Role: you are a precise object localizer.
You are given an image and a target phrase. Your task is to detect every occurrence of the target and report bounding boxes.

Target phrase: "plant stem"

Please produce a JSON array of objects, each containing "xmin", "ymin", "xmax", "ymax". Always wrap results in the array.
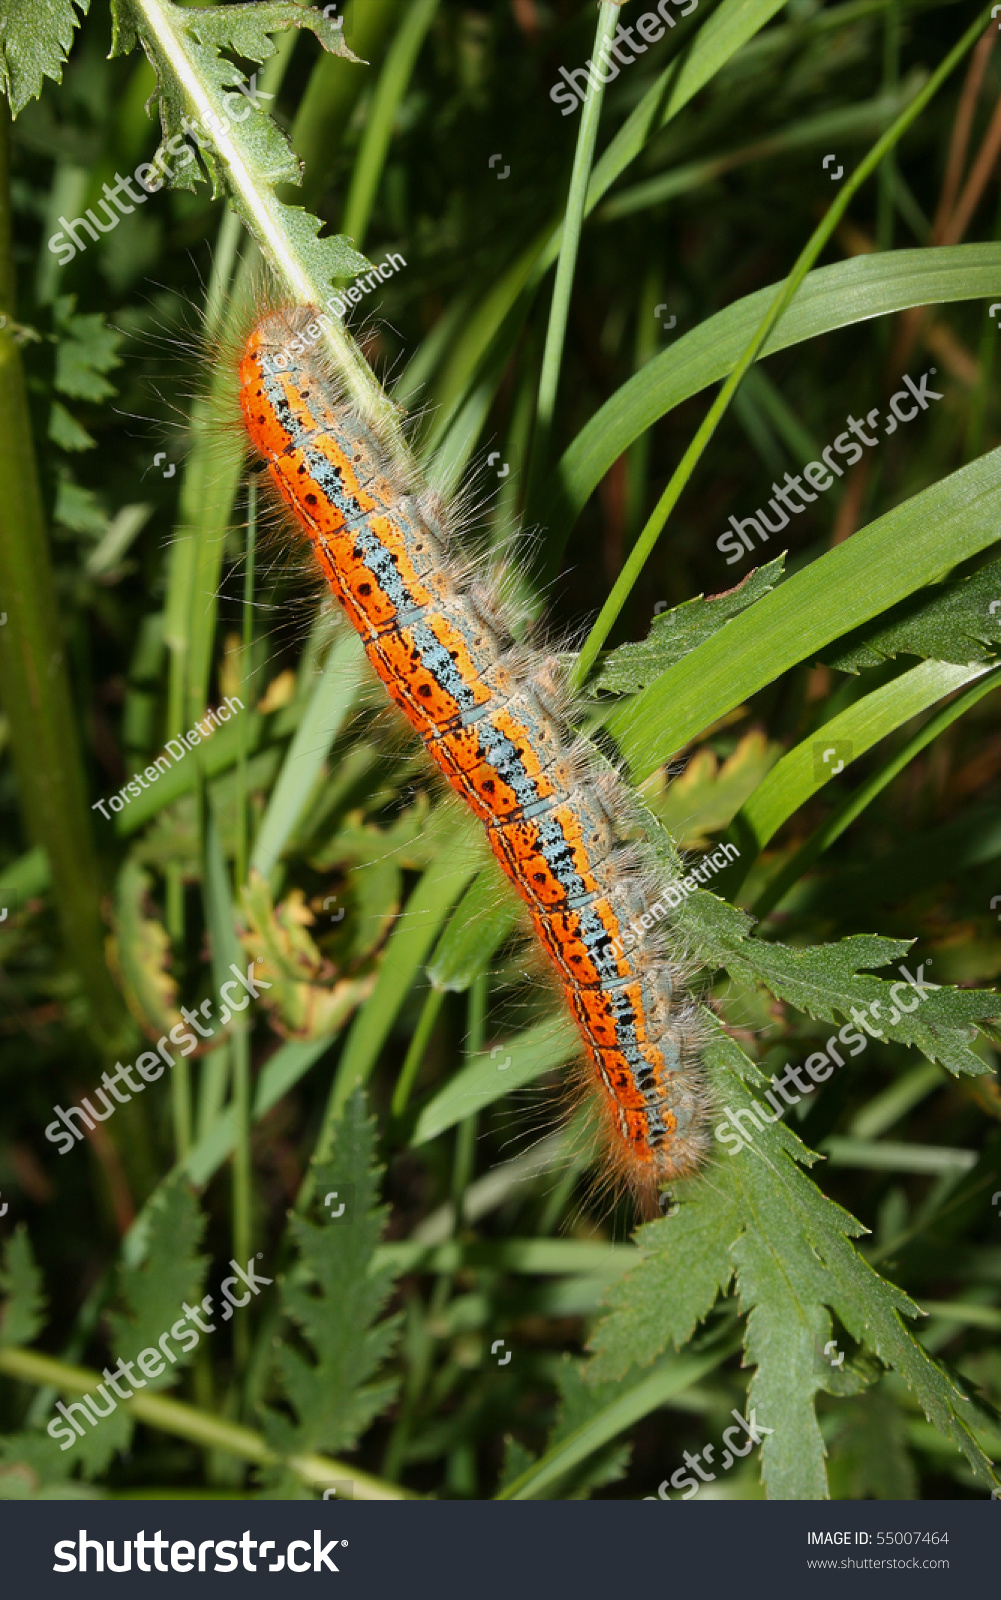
[
  {"xmin": 340, "ymin": 0, "xmax": 440, "ymax": 251},
  {"xmin": 451, "ymin": 974, "xmax": 487, "ymax": 1231},
  {"xmin": 572, "ymin": 4, "xmax": 998, "ymax": 687},
  {"xmin": 236, "ymin": 477, "xmax": 257, "ymax": 890},
  {"xmin": 0, "ymin": 1346, "xmax": 409, "ymax": 1499},
  {"xmin": 390, "ymin": 986, "xmax": 446, "ymax": 1118},
  {"xmin": 527, "ymin": 0, "xmax": 621, "ymax": 504},
  {"xmin": 134, "ymin": 0, "xmax": 408, "ymax": 459},
  {"xmin": 0, "ymin": 100, "xmax": 128, "ymax": 1055}
]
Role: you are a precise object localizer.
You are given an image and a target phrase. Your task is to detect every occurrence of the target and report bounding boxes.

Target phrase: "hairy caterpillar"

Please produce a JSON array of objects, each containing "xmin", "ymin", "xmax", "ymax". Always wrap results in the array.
[{"xmin": 238, "ymin": 304, "xmax": 711, "ymax": 1210}]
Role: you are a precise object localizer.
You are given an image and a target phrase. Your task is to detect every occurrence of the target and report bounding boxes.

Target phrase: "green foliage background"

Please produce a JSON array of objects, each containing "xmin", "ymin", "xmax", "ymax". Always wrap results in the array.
[{"xmin": 0, "ymin": 0, "xmax": 1000, "ymax": 1501}]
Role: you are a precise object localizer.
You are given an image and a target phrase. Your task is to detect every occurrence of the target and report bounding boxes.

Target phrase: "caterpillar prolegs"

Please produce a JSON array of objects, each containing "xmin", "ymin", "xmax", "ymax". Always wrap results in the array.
[{"xmin": 238, "ymin": 306, "xmax": 711, "ymax": 1208}]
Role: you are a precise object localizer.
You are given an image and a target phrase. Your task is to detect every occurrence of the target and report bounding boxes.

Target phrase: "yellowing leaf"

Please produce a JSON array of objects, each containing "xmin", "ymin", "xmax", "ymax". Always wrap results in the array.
[
  {"xmin": 106, "ymin": 859, "xmax": 183, "ymax": 1038},
  {"xmin": 644, "ymin": 729, "xmax": 781, "ymax": 849},
  {"xmin": 239, "ymin": 870, "xmax": 372, "ymax": 1038}
]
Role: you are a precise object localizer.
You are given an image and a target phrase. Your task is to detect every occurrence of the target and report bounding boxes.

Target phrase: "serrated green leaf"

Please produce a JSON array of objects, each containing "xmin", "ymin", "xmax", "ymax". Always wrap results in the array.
[
  {"xmin": 73, "ymin": 1404, "xmax": 134, "ymax": 1480},
  {"xmin": 0, "ymin": 0, "xmax": 89, "ymax": 117},
  {"xmin": 829, "ymin": 1383, "xmax": 919, "ymax": 1500},
  {"xmin": 107, "ymin": 1176, "xmax": 208, "ymax": 1385},
  {"xmin": 52, "ymin": 473, "xmax": 106, "ymax": 535},
  {"xmin": 0, "ymin": 1228, "xmax": 47, "ymax": 1350},
  {"xmin": 48, "ymin": 400, "xmax": 95, "ymax": 452},
  {"xmin": 586, "ymin": 1033, "xmax": 1000, "ymax": 1499},
  {"xmin": 114, "ymin": 0, "xmax": 370, "ymax": 289},
  {"xmin": 660, "ymin": 842, "xmax": 999, "ymax": 1077},
  {"xmin": 710, "ymin": 930, "xmax": 999, "ymax": 1079},
  {"xmin": 265, "ymin": 1091, "xmax": 401, "ymax": 1458},
  {"xmin": 594, "ymin": 558, "xmax": 785, "ymax": 695},
  {"xmin": 586, "ymin": 1190, "xmax": 740, "ymax": 1379},
  {"xmin": 53, "ymin": 302, "xmax": 121, "ymax": 402},
  {"xmin": 185, "ymin": 2, "xmax": 349, "ymax": 64},
  {"xmin": 0, "ymin": 1430, "xmax": 76, "ymax": 1492},
  {"xmin": 823, "ymin": 555, "xmax": 1001, "ymax": 673}
]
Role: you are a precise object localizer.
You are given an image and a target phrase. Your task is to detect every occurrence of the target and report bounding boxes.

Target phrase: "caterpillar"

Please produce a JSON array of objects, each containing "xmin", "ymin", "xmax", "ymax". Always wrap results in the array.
[{"xmin": 238, "ymin": 303, "xmax": 711, "ymax": 1211}]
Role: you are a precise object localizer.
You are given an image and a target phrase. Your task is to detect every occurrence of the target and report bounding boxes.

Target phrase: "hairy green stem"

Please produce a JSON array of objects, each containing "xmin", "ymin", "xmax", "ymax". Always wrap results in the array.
[
  {"xmin": 0, "ymin": 1346, "xmax": 409, "ymax": 1499},
  {"xmin": 134, "ymin": 0, "xmax": 408, "ymax": 458},
  {"xmin": 572, "ymin": 4, "xmax": 998, "ymax": 686}
]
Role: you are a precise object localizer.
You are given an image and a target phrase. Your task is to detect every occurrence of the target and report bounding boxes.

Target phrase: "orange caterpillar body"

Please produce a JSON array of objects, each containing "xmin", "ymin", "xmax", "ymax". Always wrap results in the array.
[{"xmin": 238, "ymin": 306, "xmax": 710, "ymax": 1206}]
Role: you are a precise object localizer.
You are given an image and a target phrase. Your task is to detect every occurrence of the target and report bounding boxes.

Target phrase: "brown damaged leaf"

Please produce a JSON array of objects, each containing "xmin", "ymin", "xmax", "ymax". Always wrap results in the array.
[{"xmin": 238, "ymin": 870, "xmax": 374, "ymax": 1038}]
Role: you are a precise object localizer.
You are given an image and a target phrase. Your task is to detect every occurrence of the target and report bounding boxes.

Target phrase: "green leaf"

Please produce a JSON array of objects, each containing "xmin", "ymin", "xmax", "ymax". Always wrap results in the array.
[
  {"xmin": 586, "ymin": 1034, "xmax": 1000, "ymax": 1499},
  {"xmin": 53, "ymin": 472, "xmax": 106, "ymax": 535},
  {"xmin": 502, "ymin": 1357, "xmax": 632, "ymax": 1500},
  {"xmin": 743, "ymin": 667, "xmax": 1001, "ymax": 920},
  {"xmin": 107, "ymin": 1175, "xmax": 209, "ymax": 1385},
  {"xmin": 586, "ymin": 1186, "xmax": 740, "ymax": 1376},
  {"xmin": 184, "ymin": 2, "xmax": 350, "ymax": 64},
  {"xmin": 112, "ymin": 0, "xmax": 372, "ymax": 297},
  {"xmin": 325, "ymin": 807, "xmax": 486, "ymax": 1126},
  {"xmin": 594, "ymin": 558, "xmax": 785, "ymax": 694},
  {"xmin": 823, "ymin": 555, "xmax": 1001, "ymax": 673},
  {"xmin": 671, "ymin": 866, "xmax": 999, "ymax": 1078},
  {"xmin": 250, "ymin": 631, "xmax": 367, "ymax": 884},
  {"xmin": 53, "ymin": 301, "xmax": 121, "ymax": 403},
  {"xmin": 829, "ymin": 1383, "xmax": 919, "ymax": 1500},
  {"xmin": 496, "ymin": 1343, "xmax": 731, "ymax": 1500},
  {"xmin": 0, "ymin": 0, "xmax": 89, "ymax": 117},
  {"xmin": 428, "ymin": 0, "xmax": 791, "ymax": 454},
  {"xmin": 266, "ymin": 1091, "xmax": 401, "ymax": 1459},
  {"xmin": 0, "ymin": 1228, "xmax": 47, "ymax": 1350},
  {"xmin": 641, "ymin": 728, "xmax": 781, "ymax": 851},
  {"xmin": 47, "ymin": 400, "xmax": 95, "ymax": 452},
  {"xmin": 738, "ymin": 660, "xmax": 988, "ymax": 853},
  {"xmin": 544, "ymin": 246, "xmax": 1001, "ymax": 555},
  {"xmin": 606, "ymin": 447, "xmax": 1001, "ymax": 777},
  {"xmin": 426, "ymin": 865, "xmax": 524, "ymax": 993},
  {"xmin": 106, "ymin": 858, "xmax": 184, "ymax": 1038},
  {"xmin": 411, "ymin": 1015, "xmax": 579, "ymax": 1146}
]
